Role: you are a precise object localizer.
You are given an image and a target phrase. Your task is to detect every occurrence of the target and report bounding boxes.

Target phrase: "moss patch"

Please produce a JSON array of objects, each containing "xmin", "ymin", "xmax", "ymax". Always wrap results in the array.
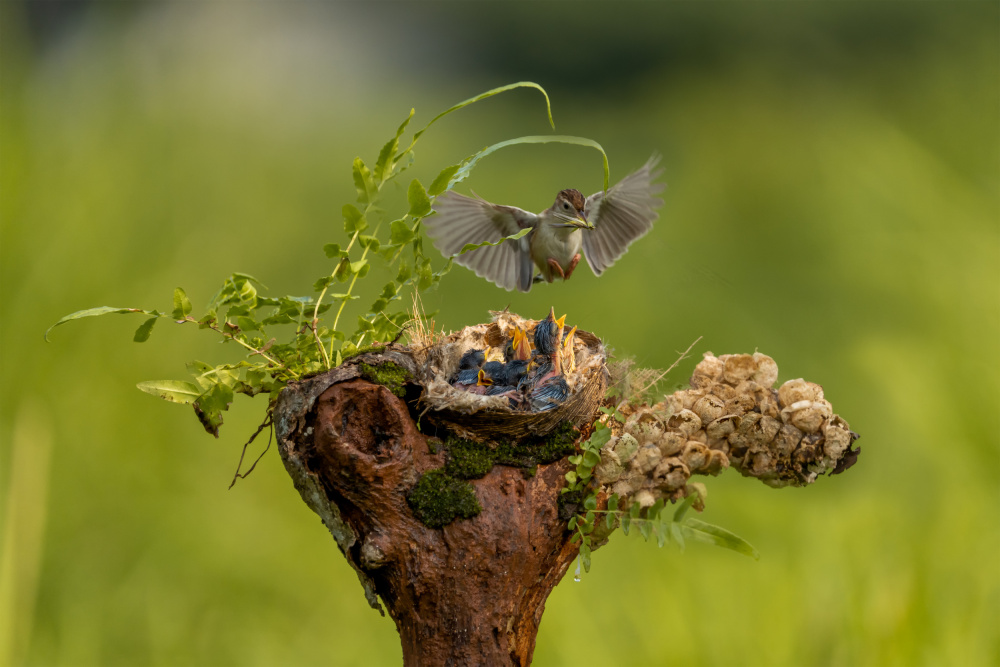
[
  {"xmin": 408, "ymin": 423, "xmax": 581, "ymax": 528},
  {"xmin": 444, "ymin": 422, "xmax": 579, "ymax": 479},
  {"xmin": 342, "ymin": 343, "xmax": 387, "ymax": 362},
  {"xmin": 359, "ymin": 361, "xmax": 409, "ymax": 397},
  {"xmin": 407, "ymin": 470, "xmax": 482, "ymax": 528},
  {"xmin": 445, "ymin": 438, "xmax": 495, "ymax": 479}
]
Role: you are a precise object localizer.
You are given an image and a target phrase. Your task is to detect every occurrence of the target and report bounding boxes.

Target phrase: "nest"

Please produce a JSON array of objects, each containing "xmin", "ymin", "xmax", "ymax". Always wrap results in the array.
[{"xmin": 410, "ymin": 311, "xmax": 608, "ymax": 440}]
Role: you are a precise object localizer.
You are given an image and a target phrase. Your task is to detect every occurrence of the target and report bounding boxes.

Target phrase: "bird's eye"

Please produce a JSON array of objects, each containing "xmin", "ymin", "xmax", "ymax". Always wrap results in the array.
[{"xmin": 562, "ymin": 202, "xmax": 570, "ymax": 210}]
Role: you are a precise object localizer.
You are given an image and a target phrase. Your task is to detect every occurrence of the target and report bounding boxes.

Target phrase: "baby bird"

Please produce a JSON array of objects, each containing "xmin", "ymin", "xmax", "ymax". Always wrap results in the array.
[{"xmin": 533, "ymin": 308, "xmax": 566, "ymax": 358}]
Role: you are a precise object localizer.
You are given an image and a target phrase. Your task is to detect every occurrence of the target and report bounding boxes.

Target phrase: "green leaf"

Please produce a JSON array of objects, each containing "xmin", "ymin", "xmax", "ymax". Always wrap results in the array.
[
  {"xmin": 621, "ymin": 513, "xmax": 631, "ymax": 536},
  {"xmin": 323, "ymin": 243, "xmax": 344, "ymax": 258},
  {"xmin": 567, "ymin": 454, "xmax": 583, "ymax": 465},
  {"xmin": 583, "ymin": 495, "xmax": 597, "ymax": 511},
  {"xmin": 232, "ymin": 272, "xmax": 266, "ymax": 289},
  {"xmin": 417, "ymin": 259, "xmax": 433, "ymax": 290},
  {"xmin": 429, "ymin": 164, "xmax": 461, "ymax": 196},
  {"xmin": 352, "ymin": 158, "xmax": 378, "ymax": 205},
  {"xmin": 568, "ymin": 516, "xmax": 578, "ymax": 530},
  {"xmin": 638, "ymin": 519, "xmax": 652, "ymax": 541},
  {"xmin": 579, "ymin": 541, "xmax": 592, "ymax": 573},
  {"xmin": 605, "ymin": 512, "xmax": 615, "ymax": 531},
  {"xmin": 343, "ymin": 204, "xmax": 368, "ymax": 234},
  {"xmin": 136, "ymin": 380, "xmax": 202, "ymax": 404},
  {"xmin": 395, "ymin": 258, "xmax": 412, "ymax": 283},
  {"xmin": 314, "ymin": 276, "xmax": 334, "ymax": 292},
  {"xmin": 656, "ymin": 522, "xmax": 667, "ymax": 548},
  {"xmin": 374, "ymin": 108, "xmax": 413, "ymax": 183},
  {"xmin": 358, "ymin": 235, "xmax": 381, "ymax": 253},
  {"xmin": 608, "ymin": 494, "xmax": 619, "ymax": 513},
  {"xmin": 192, "ymin": 383, "xmax": 234, "ymax": 438},
  {"xmin": 588, "ymin": 424, "xmax": 613, "ymax": 450},
  {"xmin": 172, "ymin": 288, "xmax": 192, "ymax": 319},
  {"xmin": 449, "ymin": 135, "xmax": 610, "ymax": 193},
  {"xmin": 390, "ymin": 219, "xmax": 415, "ymax": 245},
  {"xmin": 455, "ymin": 227, "xmax": 532, "ymax": 256},
  {"xmin": 45, "ymin": 306, "xmax": 160, "ymax": 341},
  {"xmin": 133, "ymin": 317, "xmax": 157, "ymax": 342},
  {"xmin": 236, "ymin": 316, "xmax": 260, "ymax": 332},
  {"xmin": 670, "ymin": 522, "xmax": 685, "ymax": 551},
  {"xmin": 185, "ymin": 360, "xmax": 215, "ymax": 391},
  {"xmin": 565, "ymin": 471, "xmax": 578, "ymax": 484},
  {"xmin": 407, "ymin": 179, "xmax": 432, "ymax": 217},
  {"xmin": 673, "ymin": 492, "xmax": 698, "ymax": 523},
  {"xmin": 681, "ymin": 519, "xmax": 760, "ymax": 560},
  {"xmin": 350, "ymin": 259, "xmax": 369, "ymax": 277},
  {"xmin": 582, "ymin": 449, "xmax": 601, "ymax": 469},
  {"xmin": 380, "ymin": 282, "xmax": 397, "ymax": 300}
]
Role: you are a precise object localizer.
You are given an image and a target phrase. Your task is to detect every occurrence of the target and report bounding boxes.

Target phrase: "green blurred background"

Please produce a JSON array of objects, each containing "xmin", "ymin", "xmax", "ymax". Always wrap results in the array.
[{"xmin": 2, "ymin": 2, "xmax": 997, "ymax": 665}]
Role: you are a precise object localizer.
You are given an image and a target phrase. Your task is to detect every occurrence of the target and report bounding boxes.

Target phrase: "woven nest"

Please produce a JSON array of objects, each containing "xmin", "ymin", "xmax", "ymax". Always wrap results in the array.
[{"xmin": 409, "ymin": 311, "xmax": 608, "ymax": 440}]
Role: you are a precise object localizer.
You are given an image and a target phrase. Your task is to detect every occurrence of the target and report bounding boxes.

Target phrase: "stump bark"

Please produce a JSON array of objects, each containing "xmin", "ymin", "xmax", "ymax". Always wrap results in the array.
[{"xmin": 274, "ymin": 351, "xmax": 583, "ymax": 667}]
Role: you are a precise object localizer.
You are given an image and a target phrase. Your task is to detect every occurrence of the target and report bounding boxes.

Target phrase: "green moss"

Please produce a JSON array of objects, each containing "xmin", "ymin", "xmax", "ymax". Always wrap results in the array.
[
  {"xmin": 358, "ymin": 361, "xmax": 409, "ymax": 397},
  {"xmin": 341, "ymin": 343, "xmax": 387, "ymax": 362},
  {"xmin": 407, "ymin": 469, "xmax": 482, "ymax": 528},
  {"xmin": 494, "ymin": 421, "xmax": 579, "ymax": 467},
  {"xmin": 444, "ymin": 437, "xmax": 495, "ymax": 479},
  {"xmin": 407, "ymin": 423, "xmax": 581, "ymax": 528},
  {"xmin": 443, "ymin": 422, "xmax": 579, "ymax": 478}
]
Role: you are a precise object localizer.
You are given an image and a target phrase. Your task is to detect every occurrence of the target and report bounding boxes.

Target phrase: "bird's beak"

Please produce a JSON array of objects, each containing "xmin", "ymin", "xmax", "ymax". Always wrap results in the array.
[
  {"xmin": 513, "ymin": 328, "xmax": 532, "ymax": 361},
  {"xmin": 477, "ymin": 369, "xmax": 493, "ymax": 387},
  {"xmin": 565, "ymin": 214, "xmax": 591, "ymax": 230},
  {"xmin": 563, "ymin": 326, "xmax": 577, "ymax": 350}
]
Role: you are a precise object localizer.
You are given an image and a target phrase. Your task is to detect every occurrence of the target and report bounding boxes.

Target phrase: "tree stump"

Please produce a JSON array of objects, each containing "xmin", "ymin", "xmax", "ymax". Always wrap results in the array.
[{"xmin": 274, "ymin": 350, "xmax": 584, "ymax": 666}]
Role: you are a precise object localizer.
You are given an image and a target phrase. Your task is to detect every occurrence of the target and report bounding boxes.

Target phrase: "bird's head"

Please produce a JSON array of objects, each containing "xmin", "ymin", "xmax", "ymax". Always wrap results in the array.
[{"xmin": 548, "ymin": 189, "xmax": 592, "ymax": 229}]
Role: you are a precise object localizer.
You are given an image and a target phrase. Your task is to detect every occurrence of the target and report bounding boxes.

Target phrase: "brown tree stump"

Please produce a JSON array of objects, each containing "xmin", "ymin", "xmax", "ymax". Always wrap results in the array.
[{"xmin": 274, "ymin": 351, "xmax": 584, "ymax": 667}]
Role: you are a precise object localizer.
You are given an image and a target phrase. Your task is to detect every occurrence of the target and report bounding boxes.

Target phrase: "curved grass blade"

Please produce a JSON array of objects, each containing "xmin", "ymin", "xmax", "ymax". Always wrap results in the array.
[
  {"xmin": 455, "ymin": 227, "xmax": 532, "ymax": 256},
  {"xmin": 447, "ymin": 136, "xmax": 610, "ymax": 193},
  {"xmin": 45, "ymin": 307, "xmax": 160, "ymax": 341},
  {"xmin": 399, "ymin": 82, "xmax": 554, "ymax": 159},
  {"xmin": 681, "ymin": 518, "xmax": 760, "ymax": 560}
]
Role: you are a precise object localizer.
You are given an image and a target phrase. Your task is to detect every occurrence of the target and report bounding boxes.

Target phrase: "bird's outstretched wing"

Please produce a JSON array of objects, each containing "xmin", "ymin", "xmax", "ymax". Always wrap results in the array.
[
  {"xmin": 582, "ymin": 156, "xmax": 664, "ymax": 276},
  {"xmin": 425, "ymin": 191, "xmax": 538, "ymax": 292}
]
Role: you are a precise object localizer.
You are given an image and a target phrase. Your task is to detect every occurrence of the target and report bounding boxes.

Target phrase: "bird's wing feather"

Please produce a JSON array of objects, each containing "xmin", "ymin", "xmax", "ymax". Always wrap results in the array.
[
  {"xmin": 582, "ymin": 156, "xmax": 664, "ymax": 276},
  {"xmin": 425, "ymin": 191, "xmax": 539, "ymax": 292}
]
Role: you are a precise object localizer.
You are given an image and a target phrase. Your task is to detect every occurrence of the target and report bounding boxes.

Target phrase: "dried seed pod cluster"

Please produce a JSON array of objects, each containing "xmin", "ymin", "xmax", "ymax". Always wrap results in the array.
[{"xmin": 597, "ymin": 352, "xmax": 859, "ymax": 508}]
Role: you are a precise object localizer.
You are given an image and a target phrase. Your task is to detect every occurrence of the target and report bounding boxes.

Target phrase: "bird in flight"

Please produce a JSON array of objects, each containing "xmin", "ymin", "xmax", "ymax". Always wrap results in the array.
[{"xmin": 424, "ymin": 157, "xmax": 664, "ymax": 292}]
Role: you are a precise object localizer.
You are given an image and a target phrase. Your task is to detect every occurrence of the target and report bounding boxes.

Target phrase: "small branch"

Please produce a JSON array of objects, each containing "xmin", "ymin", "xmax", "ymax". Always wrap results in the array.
[{"xmin": 229, "ymin": 413, "xmax": 274, "ymax": 489}]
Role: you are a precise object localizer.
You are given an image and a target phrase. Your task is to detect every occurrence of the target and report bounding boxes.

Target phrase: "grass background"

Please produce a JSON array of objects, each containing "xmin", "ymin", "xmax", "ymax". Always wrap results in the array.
[{"xmin": 1, "ymin": 2, "xmax": 997, "ymax": 665}]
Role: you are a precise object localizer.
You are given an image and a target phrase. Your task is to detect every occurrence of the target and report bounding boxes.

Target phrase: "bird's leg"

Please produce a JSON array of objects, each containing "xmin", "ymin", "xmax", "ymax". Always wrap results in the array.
[
  {"xmin": 546, "ymin": 258, "xmax": 565, "ymax": 280},
  {"xmin": 564, "ymin": 253, "xmax": 581, "ymax": 279}
]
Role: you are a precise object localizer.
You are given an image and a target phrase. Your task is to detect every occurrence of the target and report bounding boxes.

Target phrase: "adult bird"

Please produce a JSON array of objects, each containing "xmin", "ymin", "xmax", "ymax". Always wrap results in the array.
[{"xmin": 424, "ymin": 157, "xmax": 664, "ymax": 291}]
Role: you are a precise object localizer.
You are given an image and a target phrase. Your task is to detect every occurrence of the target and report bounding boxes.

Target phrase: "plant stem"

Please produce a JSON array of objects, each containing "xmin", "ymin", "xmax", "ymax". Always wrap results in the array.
[
  {"xmin": 186, "ymin": 317, "xmax": 292, "ymax": 376},
  {"xmin": 326, "ymin": 220, "xmax": 383, "ymax": 363}
]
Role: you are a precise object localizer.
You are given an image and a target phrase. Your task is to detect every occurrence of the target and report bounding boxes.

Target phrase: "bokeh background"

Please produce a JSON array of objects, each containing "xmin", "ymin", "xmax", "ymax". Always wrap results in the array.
[{"xmin": 2, "ymin": 1, "xmax": 998, "ymax": 665}]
